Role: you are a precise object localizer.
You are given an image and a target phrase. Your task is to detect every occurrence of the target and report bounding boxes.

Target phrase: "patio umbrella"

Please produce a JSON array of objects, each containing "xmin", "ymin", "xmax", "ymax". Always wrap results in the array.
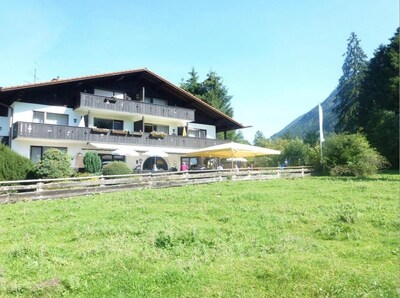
[
  {"xmin": 143, "ymin": 150, "xmax": 169, "ymax": 158},
  {"xmin": 187, "ymin": 142, "xmax": 280, "ymax": 168},
  {"xmin": 143, "ymin": 150, "xmax": 169, "ymax": 169},
  {"xmin": 111, "ymin": 148, "xmax": 139, "ymax": 157}
]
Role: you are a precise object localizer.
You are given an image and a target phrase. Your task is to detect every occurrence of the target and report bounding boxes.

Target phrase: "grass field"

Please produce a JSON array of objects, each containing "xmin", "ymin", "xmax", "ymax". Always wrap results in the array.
[{"xmin": 0, "ymin": 173, "xmax": 398, "ymax": 297}]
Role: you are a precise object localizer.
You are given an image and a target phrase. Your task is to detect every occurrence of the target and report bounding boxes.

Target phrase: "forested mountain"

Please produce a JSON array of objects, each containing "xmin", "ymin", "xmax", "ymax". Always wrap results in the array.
[{"xmin": 271, "ymin": 89, "xmax": 338, "ymax": 139}]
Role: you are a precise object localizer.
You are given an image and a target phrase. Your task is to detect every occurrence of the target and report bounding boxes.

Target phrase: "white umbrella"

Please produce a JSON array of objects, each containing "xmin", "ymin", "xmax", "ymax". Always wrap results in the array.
[
  {"xmin": 143, "ymin": 150, "xmax": 169, "ymax": 158},
  {"xmin": 111, "ymin": 148, "xmax": 139, "ymax": 157},
  {"xmin": 143, "ymin": 150, "xmax": 169, "ymax": 170}
]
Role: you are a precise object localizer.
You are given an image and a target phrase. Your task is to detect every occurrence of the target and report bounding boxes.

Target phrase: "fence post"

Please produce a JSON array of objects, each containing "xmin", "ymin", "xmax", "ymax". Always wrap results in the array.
[
  {"xmin": 100, "ymin": 175, "xmax": 105, "ymax": 187},
  {"xmin": 301, "ymin": 168, "xmax": 305, "ymax": 178},
  {"xmin": 36, "ymin": 179, "xmax": 43, "ymax": 192},
  {"xmin": 277, "ymin": 168, "xmax": 280, "ymax": 179}
]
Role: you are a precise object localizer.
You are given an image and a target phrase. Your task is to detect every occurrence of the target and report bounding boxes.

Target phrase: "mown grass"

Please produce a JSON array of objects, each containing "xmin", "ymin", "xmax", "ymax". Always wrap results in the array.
[{"xmin": 0, "ymin": 173, "xmax": 398, "ymax": 297}]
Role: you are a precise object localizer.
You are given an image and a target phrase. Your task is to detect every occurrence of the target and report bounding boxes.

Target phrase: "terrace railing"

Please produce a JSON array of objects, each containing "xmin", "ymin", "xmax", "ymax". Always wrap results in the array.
[
  {"xmin": 12, "ymin": 121, "xmax": 228, "ymax": 149},
  {"xmin": 77, "ymin": 93, "xmax": 195, "ymax": 121}
]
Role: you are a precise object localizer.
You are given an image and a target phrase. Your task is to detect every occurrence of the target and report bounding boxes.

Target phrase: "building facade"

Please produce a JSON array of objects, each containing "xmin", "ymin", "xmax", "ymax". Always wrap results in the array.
[{"xmin": 0, "ymin": 69, "xmax": 244, "ymax": 171}]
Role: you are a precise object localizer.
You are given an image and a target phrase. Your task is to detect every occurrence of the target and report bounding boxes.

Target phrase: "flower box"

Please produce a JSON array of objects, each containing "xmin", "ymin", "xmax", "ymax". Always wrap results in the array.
[
  {"xmin": 149, "ymin": 131, "xmax": 167, "ymax": 139},
  {"xmin": 111, "ymin": 129, "xmax": 128, "ymax": 135},
  {"xmin": 91, "ymin": 127, "xmax": 110, "ymax": 134}
]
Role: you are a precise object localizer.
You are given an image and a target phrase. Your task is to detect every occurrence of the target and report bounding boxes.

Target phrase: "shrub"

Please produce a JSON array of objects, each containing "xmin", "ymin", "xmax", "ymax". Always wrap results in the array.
[
  {"xmin": 323, "ymin": 133, "xmax": 387, "ymax": 177},
  {"xmin": 83, "ymin": 152, "xmax": 101, "ymax": 173},
  {"xmin": 35, "ymin": 148, "xmax": 72, "ymax": 179},
  {"xmin": 0, "ymin": 144, "xmax": 35, "ymax": 181},
  {"xmin": 102, "ymin": 162, "xmax": 132, "ymax": 176},
  {"xmin": 281, "ymin": 138, "xmax": 314, "ymax": 166}
]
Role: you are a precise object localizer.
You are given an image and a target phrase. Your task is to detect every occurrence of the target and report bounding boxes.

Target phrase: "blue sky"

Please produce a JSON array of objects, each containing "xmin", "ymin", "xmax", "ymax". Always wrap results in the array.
[{"xmin": 0, "ymin": 0, "xmax": 398, "ymax": 142}]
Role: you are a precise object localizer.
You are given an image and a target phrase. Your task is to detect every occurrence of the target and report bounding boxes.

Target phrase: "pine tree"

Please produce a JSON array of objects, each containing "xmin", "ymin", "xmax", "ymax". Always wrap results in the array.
[
  {"xmin": 180, "ymin": 68, "xmax": 204, "ymax": 96},
  {"xmin": 253, "ymin": 130, "xmax": 268, "ymax": 146},
  {"xmin": 181, "ymin": 68, "xmax": 239, "ymax": 141},
  {"xmin": 202, "ymin": 71, "xmax": 233, "ymax": 117},
  {"xmin": 334, "ymin": 32, "xmax": 368, "ymax": 133},
  {"xmin": 357, "ymin": 28, "xmax": 399, "ymax": 167}
]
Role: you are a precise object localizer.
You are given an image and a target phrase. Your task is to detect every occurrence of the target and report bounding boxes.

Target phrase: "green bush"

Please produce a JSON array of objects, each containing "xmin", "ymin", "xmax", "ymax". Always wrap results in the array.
[
  {"xmin": 0, "ymin": 144, "xmax": 35, "ymax": 181},
  {"xmin": 281, "ymin": 138, "xmax": 314, "ymax": 166},
  {"xmin": 102, "ymin": 162, "xmax": 132, "ymax": 176},
  {"xmin": 35, "ymin": 148, "xmax": 72, "ymax": 179},
  {"xmin": 323, "ymin": 133, "xmax": 387, "ymax": 177},
  {"xmin": 83, "ymin": 152, "xmax": 102, "ymax": 173}
]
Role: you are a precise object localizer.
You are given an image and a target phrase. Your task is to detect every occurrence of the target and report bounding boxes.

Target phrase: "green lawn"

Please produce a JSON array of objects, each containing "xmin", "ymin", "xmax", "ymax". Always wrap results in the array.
[{"xmin": 0, "ymin": 173, "xmax": 398, "ymax": 297}]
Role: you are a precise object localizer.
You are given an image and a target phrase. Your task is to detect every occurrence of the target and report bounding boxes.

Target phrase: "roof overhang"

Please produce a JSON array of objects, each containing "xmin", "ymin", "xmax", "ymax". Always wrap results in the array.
[{"xmin": 0, "ymin": 68, "xmax": 246, "ymax": 131}]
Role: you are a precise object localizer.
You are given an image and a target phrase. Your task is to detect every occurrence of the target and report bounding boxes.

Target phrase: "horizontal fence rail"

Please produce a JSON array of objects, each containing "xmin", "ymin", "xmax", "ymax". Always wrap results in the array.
[{"xmin": 0, "ymin": 167, "xmax": 313, "ymax": 204}]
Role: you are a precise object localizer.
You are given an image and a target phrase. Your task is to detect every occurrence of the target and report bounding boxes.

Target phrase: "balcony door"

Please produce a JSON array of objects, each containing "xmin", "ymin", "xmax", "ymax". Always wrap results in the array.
[{"xmin": 94, "ymin": 118, "xmax": 123, "ymax": 130}]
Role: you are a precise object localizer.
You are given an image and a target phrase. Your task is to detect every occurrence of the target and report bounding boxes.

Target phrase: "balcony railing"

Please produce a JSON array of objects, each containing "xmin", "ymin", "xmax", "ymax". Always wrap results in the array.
[
  {"xmin": 76, "ymin": 93, "xmax": 195, "ymax": 121},
  {"xmin": 12, "ymin": 122, "xmax": 228, "ymax": 149}
]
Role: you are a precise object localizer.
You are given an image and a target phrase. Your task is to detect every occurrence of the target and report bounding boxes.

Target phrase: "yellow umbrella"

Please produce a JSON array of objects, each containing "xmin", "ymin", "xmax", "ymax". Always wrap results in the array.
[
  {"xmin": 182, "ymin": 126, "xmax": 187, "ymax": 137},
  {"xmin": 187, "ymin": 142, "xmax": 280, "ymax": 158}
]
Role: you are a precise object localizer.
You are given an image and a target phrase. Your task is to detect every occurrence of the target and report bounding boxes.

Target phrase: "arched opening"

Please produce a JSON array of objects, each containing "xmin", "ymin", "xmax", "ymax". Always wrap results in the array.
[{"xmin": 143, "ymin": 157, "xmax": 168, "ymax": 171}]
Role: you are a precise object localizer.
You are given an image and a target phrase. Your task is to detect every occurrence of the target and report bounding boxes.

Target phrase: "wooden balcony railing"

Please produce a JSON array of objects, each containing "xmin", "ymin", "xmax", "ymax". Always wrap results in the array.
[
  {"xmin": 76, "ymin": 93, "xmax": 195, "ymax": 121},
  {"xmin": 12, "ymin": 122, "xmax": 228, "ymax": 149}
]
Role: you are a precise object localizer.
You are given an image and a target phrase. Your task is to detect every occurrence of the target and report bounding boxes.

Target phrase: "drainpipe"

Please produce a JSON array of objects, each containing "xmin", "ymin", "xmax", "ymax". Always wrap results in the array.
[{"xmin": 0, "ymin": 101, "xmax": 14, "ymax": 149}]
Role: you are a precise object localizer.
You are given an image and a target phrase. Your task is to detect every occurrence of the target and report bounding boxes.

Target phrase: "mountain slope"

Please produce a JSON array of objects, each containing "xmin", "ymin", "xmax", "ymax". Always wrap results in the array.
[{"xmin": 271, "ymin": 89, "xmax": 338, "ymax": 139}]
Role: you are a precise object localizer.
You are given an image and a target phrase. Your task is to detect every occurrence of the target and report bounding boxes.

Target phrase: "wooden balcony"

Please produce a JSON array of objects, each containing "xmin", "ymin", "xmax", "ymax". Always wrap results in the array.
[
  {"xmin": 12, "ymin": 122, "xmax": 228, "ymax": 149},
  {"xmin": 76, "ymin": 93, "xmax": 195, "ymax": 121}
]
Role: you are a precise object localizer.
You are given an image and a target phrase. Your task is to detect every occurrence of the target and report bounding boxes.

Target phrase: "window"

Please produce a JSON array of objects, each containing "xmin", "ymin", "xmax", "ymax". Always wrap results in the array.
[
  {"xmin": 94, "ymin": 89, "xmax": 125, "ymax": 99},
  {"xmin": 46, "ymin": 113, "xmax": 68, "ymax": 125},
  {"xmin": 33, "ymin": 111, "xmax": 45, "ymax": 123},
  {"xmin": 33, "ymin": 111, "xmax": 68, "ymax": 125},
  {"xmin": 144, "ymin": 97, "xmax": 168, "ymax": 106},
  {"xmin": 113, "ymin": 120, "xmax": 123, "ymax": 130},
  {"xmin": 181, "ymin": 157, "xmax": 198, "ymax": 170},
  {"xmin": 98, "ymin": 154, "xmax": 125, "ymax": 166},
  {"xmin": 144, "ymin": 123, "xmax": 169, "ymax": 133},
  {"xmin": 144, "ymin": 124, "xmax": 154, "ymax": 133},
  {"xmin": 30, "ymin": 146, "xmax": 67, "ymax": 164},
  {"xmin": 94, "ymin": 118, "xmax": 124, "ymax": 130},
  {"xmin": 188, "ymin": 129, "xmax": 207, "ymax": 138}
]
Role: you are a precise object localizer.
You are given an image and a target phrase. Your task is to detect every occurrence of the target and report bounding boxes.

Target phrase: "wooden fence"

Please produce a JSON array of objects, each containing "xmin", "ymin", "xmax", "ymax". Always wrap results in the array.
[{"xmin": 0, "ymin": 167, "xmax": 312, "ymax": 204}]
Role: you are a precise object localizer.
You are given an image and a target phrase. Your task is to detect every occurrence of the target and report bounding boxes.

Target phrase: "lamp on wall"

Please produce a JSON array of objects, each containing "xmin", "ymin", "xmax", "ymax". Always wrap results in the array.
[{"xmin": 74, "ymin": 118, "xmax": 77, "ymax": 123}]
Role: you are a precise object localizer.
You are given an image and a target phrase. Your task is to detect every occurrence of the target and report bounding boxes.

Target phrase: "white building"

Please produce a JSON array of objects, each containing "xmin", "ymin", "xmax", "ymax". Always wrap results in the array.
[{"xmin": 0, "ymin": 69, "xmax": 245, "ymax": 171}]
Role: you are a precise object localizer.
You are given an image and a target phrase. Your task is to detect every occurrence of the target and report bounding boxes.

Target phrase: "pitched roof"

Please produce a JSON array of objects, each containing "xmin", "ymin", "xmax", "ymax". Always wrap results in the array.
[
  {"xmin": 0, "ymin": 68, "xmax": 246, "ymax": 130},
  {"xmin": 1, "ymin": 68, "xmax": 148, "ymax": 91}
]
